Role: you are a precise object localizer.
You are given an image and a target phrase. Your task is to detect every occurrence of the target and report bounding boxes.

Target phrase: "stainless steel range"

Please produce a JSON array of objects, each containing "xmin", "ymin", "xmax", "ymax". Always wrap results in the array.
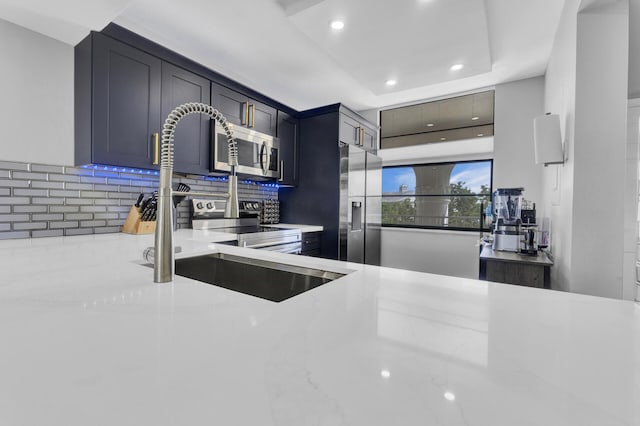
[{"xmin": 191, "ymin": 199, "xmax": 301, "ymax": 254}]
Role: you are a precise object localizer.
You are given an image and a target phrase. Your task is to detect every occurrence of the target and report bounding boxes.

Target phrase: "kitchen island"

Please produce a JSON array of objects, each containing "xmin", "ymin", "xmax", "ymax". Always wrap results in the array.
[{"xmin": 0, "ymin": 230, "xmax": 638, "ymax": 426}]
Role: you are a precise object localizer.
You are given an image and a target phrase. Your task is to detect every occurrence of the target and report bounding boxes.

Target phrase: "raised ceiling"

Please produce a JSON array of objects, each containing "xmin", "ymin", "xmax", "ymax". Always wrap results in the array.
[{"xmin": 0, "ymin": 0, "xmax": 566, "ymax": 111}]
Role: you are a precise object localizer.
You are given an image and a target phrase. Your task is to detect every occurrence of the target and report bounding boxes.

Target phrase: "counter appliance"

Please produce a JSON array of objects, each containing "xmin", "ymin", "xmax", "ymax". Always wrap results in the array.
[
  {"xmin": 491, "ymin": 187, "xmax": 523, "ymax": 252},
  {"xmin": 212, "ymin": 122, "xmax": 280, "ymax": 179},
  {"xmin": 191, "ymin": 199, "xmax": 301, "ymax": 254}
]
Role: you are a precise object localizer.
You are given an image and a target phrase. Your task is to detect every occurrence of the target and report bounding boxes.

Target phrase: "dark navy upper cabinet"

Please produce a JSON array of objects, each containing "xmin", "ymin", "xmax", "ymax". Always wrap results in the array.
[
  {"xmin": 76, "ymin": 33, "xmax": 213, "ymax": 174},
  {"xmin": 211, "ymin": 82, "xmax": 277, "ymax": 136},
  {"xmin": 76, "ymin": 25, "xmax": 295, "ymax": 176},
  {"xmin": 339, "ymin": 111, "xmax": 377, "ymax": 153},
  {"xmin": 161, "ymin": 62, "xmax": 211, "ymax": 175},
  {"xmin": 89, "ymin": 33, "xmax": 162, "ymax": 169},
  {"xmin": 277, "ymin": 111, "xmax": 299, "ymax": 186}
]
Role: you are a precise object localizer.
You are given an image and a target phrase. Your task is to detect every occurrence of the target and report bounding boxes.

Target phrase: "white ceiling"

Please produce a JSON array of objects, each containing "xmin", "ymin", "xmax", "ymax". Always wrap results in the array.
[{"xmin": 0, "ymin": 0, "xmax": 566, "ymax": 112}]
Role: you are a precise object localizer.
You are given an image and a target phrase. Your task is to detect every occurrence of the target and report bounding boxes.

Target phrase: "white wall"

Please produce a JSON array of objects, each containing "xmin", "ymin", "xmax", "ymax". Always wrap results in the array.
[
  {"xmin": 542, "ymin": 0, "xmax": 630, "ymax": 298},
  {"xmin": 374, "ymin": 79, "xmax": 545, "ymax": 279},
  {"xmin": 381, "ymin": 228, "xmax": 480, "ymax": 279},
  {"xmin": 493, "ymin": 76, "xmax": 544, "ymax": 204},
  {"xmin": 0, "ymin": 18, "xmax": 74, "ymax": 166}
]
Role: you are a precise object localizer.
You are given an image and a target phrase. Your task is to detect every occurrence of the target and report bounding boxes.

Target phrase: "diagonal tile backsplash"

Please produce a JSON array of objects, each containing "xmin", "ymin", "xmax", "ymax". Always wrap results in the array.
[{"xmin": 0, "ymin": 161, "xmax": 278, "ymax": 240}]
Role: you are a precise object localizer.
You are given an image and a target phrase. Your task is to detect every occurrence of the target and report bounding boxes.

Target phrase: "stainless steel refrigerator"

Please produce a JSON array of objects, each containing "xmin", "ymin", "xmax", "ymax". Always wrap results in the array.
[
  {"xmin": 279, "ymin": 137, "xmax": 382, "ymax": 265},
  {"xmin": 338, "ymin": 144, "xmax": 382, "ymax": 265}
]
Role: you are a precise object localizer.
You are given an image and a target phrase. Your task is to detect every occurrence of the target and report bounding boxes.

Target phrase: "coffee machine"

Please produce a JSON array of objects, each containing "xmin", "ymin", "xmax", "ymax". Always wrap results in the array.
[{"xmin": 491, "ymin": 188, "xmax": 524, "ymax": 252}]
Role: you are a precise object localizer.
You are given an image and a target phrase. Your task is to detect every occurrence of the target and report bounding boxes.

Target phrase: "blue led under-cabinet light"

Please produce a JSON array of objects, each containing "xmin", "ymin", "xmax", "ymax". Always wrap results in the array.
[{"xmin": 81, "ymin": 164, "xmax": 280, "ymax": 188}]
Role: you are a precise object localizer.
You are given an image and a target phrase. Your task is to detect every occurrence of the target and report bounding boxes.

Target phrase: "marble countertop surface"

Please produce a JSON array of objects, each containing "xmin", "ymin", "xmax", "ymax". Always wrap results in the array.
[{"xmin": 0, "ymin": 230, "xmax": 638, "ymax": 425}]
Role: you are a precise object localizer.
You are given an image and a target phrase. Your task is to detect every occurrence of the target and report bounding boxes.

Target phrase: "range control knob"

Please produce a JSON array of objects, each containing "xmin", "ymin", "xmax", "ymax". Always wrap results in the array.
[
  {"xmin": 206, "ymin": 202, "xmax": 213, "ymax": 209},
  {"xmin": 196, "ymin": 202, "xmax": 204, "ymax": 209}
]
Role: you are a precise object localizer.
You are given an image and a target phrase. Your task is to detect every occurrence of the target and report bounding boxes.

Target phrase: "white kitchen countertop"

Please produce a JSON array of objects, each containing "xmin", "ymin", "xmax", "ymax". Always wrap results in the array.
[{"xmin": 0, "ymin": 230, "xmax": 638, "ymax": 426}]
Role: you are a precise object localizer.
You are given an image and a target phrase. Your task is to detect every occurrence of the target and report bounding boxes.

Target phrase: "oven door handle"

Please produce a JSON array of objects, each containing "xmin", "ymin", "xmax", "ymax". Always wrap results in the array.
[{"xmin": 242, "ymin": 240, "xmax": 290, "ymax": 249}]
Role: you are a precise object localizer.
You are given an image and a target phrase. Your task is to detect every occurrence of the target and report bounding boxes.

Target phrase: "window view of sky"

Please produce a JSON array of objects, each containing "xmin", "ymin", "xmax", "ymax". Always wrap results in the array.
[{"xmin": 382, "ymin": 161, "xmax": 492, "ymax": 194}]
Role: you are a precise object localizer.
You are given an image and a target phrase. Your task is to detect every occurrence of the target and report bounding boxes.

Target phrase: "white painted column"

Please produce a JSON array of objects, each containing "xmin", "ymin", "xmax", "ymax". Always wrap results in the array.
[{"xmin": 628, "ymin": 100, "xmax": 640, "ymax": 302}]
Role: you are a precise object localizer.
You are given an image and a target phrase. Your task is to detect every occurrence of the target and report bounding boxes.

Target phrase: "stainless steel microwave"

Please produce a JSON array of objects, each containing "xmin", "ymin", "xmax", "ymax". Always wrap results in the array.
[{"xmin": 212, "ymin": 123, "xmax": 280, "ymax": 179}]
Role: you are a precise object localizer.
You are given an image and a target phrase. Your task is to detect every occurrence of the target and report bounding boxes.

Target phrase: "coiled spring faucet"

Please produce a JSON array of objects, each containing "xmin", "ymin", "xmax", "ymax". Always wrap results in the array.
[{"xmin": 154, "ymin": 102, "xmax": 238, "ymax": 283}]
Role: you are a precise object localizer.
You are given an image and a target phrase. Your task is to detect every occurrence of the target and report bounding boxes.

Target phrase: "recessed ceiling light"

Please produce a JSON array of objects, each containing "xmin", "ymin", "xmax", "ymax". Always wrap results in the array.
[
  {"xmin": 385, "ymin": 79, "xmax": 397, "ymax": 86},
  {"xmin": 380, "ymin": 370, "xmax": 391, "ymax": 378},
  {"xmin": 330, "ymin": 20, "xmax": 345, "ymax": 30},
  {"xmin": 450, "ymin": 64, "xmax": 464, "ymax": 71},
  {"xmin": 426, "ymin": 123, "xmax": 434, "ymax": 127},
  {"xmin": 444, "ymin": 392, "xmax": 456, "ymax": 401},
  {"xmin": 471, "ymin": 116, "xmax": 479, "ymax": 120}
]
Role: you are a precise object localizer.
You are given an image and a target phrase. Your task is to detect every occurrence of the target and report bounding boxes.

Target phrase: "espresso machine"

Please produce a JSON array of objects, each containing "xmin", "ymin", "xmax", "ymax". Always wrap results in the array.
[{"xmin": 492, "ymin": 188, "xmax": 524, "ymax": 252}]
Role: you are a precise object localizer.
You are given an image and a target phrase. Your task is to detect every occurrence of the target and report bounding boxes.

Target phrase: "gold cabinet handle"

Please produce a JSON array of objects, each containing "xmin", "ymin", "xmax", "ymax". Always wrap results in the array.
[
  {"xmin": 250, "ymin": 104, "xmax": 255, "ymax": 128},
  {"xmin": 152, "ymin": 133, "xmax": 159, "ymax": 165},
  {"xmin": 244, "ymin": 101, "xmax": 249, "ymax": 125},
  {"xmin": 360, "ymin": 127, "xmax": 365, "ymax": 146}
]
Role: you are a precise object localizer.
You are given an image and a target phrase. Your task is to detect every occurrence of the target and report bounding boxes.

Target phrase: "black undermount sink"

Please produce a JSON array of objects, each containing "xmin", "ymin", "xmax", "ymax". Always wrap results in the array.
[{"xmin": 175, "ymin": 253, "xmax": 346, "ymax": 302}]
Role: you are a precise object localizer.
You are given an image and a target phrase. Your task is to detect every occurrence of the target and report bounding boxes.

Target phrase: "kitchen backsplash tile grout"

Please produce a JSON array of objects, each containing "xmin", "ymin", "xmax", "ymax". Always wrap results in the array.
[{"xmin": 0, "ymin": 161, "xmax": 278, "ymax": 240}]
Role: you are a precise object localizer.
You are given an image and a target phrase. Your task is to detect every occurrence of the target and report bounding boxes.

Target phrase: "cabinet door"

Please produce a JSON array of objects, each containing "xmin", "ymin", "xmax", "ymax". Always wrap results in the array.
[
  {"xmin": 93, "ymin": 34, "xmax": 161, "ymax": 169},
  {"xmin": 212, "ymin": 82, "xmax": 277, "ymax": 136},
  {"xmin": 277, "ymin": 111, "xmax": 298, "ymax": 186},
  {"xmin": 250, "ymin": 100, "xmax": 277, "ymax": 136},
  {"xmin": 362, "ymin": 125, "xmax": 377, "ymax": 153},
  {"xmin": 162, "ymin": 62, "xmax": 211, "ymax": 175},
  {"xmin": 339, "ymin": 113, "xmax": 361, "ymax": 146},
  {"xmin": 211, "ymin": 82, "xmax": 248, "ymax": 128}
]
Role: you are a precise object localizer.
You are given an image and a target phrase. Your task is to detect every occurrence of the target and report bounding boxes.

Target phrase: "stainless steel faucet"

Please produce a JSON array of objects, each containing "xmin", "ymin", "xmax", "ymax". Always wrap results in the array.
[{"xmin": 154, "ymin": 102, "xmax": 239, "ymax": 283}]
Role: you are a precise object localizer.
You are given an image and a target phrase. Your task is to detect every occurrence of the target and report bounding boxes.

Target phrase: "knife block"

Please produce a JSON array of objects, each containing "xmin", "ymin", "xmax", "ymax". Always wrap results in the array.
[{"xmin": 121, "ymin": 205, "xmax": 156, "ymax": 235}]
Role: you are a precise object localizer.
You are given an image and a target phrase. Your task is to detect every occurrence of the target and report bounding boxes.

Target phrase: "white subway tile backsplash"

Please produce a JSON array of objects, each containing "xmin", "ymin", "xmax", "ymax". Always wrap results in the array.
[
  {"xmin": 13, "ymin": 188, "xmax": 48, "ymax": 197},
  {"xmin": 32, "ymin": 230, "xmax": 63, "ymax": 238},
  {"xmin": 0, "ymin": 214, "xmax": 30, "ymax": 222},
  {"xmin": 31, "ymin": 164, "xmax": 64, "ymax": 173},
  {"xmin": 66, "ymin": 183, "xmax": 93, "ymax": 190},
  {"xmin": 0, "ymin": 231, "xmax": 30, "ymax": 239},
  {"xmin": 0, "ymin": 161, "xmax": 29, "ymax": 171},
  {"xmin": 0, "ymin": 197, "xmax": 30, "ymax": 205},
  {"xmin": 50, "ymin": 221, "xmax": 79, "ymax": 229},
  {"xmin": 0, "ymin": 179, "xmax": 29, "ymax": 187},
  {"xmin": 13, "ymin": 222, "xmax": 47, "ymax": 231},
  {"xmin": 64, "ymin": 228, "xmax": 92, "ymax": 236},
  {"xmin": 50, "ymin": 206, "xmax": 80, "ymax": 213},
  {"xmin": 0, "ymin": 160, "xmax": 279, "ymax": 240},
  {"xmin": 14, "ymin": 205, "xmax": 47, "ymax": 213},
  {"xmin": 64, "ymin": 213, "xmax": 93, "ymax": 221},
  {"xmin": 12, "ymin": 171, "xmax": 47, "ymax": 180},
  {"xmin": 31, "ymin": 181, "xmax": 64, "ymax": 189}
]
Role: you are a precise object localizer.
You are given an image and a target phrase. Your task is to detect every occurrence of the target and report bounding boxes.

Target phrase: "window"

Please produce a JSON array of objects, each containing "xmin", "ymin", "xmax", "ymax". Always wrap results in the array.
[{"xmin": 382, "ymin": 160, "xmax": 492, "ymax": 231}]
